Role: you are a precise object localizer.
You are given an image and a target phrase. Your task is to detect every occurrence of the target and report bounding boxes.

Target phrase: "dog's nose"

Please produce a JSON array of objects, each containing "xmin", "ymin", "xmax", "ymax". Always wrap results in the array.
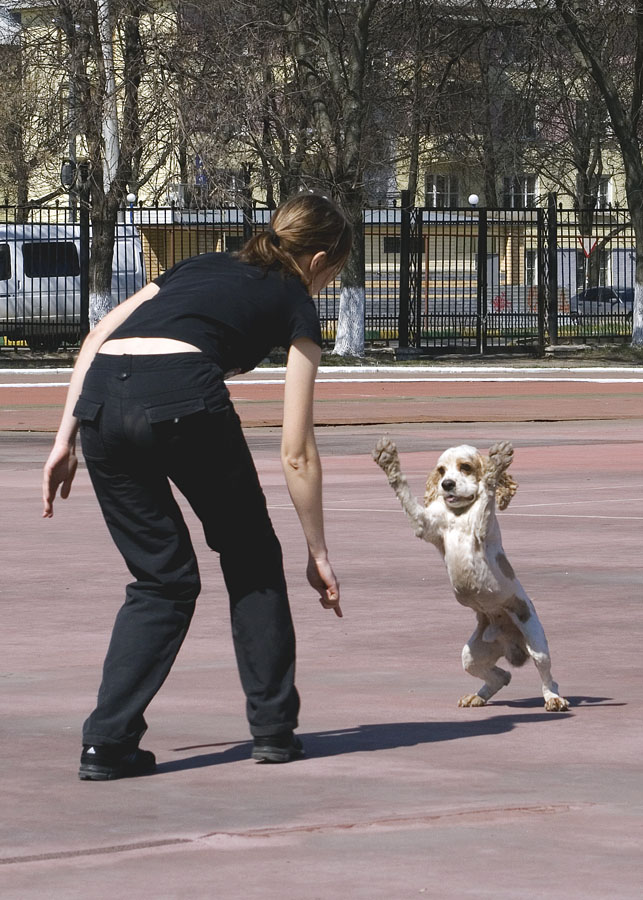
[{"xmin": 441, "ymin": 479, "xmax": 456, "ymax": 491}]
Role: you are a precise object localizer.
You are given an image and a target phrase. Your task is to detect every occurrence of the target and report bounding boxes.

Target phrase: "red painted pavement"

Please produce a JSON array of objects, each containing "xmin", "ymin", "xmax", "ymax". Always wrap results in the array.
[
  {"xmin": 1, "ymin": 377, "xmax": 642, "ymax": 431},
  {"xmin": 1, "ymin": 374, "xmax": 642, "ymax": 898}
]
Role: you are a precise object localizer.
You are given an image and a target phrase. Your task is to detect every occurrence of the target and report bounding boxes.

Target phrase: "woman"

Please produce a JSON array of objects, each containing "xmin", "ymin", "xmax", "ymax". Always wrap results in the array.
[{"xmin": 42, "ymin": 192, "xmax": 352, "ymax": 780}]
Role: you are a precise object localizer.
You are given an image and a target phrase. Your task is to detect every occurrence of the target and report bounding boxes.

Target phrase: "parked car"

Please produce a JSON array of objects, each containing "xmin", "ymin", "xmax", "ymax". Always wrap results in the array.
[
  {"xmin": 569, "ymin": 285, "xmax": 634, "ymax": 321},
  {"xmin": 0, "ymin": 223, "xmax": 145, "ymax": 350}
]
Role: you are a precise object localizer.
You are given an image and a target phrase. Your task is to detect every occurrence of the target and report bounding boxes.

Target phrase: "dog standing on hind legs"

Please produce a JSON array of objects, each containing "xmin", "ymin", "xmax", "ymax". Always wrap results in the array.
[{"xmin": 372, "ymin": 437, "xmax": 569, "ymax": 712}]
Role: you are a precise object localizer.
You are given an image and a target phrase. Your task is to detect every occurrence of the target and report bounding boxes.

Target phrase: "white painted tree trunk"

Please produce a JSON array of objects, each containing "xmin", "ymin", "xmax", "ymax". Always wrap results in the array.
[
  {"xmin": 633, "ymin": 282, "xmax": 643, "ymax": 346},
  {"xmin": 332, "ymin": 285, "xmax": 365, "ymax": 357},
  {"xmin": 89, "ymin": 291, "xmax": 113, "ymax": 330}
]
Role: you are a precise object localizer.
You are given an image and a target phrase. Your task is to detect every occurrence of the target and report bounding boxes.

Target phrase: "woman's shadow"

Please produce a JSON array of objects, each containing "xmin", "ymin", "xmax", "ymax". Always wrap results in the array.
[{"xmin": 154, "ymin": 696, "xmax": 613, "ymax": 774}]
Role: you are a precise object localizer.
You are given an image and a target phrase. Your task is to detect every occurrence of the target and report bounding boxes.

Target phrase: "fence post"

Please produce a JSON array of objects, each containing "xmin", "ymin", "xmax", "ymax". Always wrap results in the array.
[
  {"xmin": 78, "ymin": 162, "xmax": 90, "ymax": 339},
  {"xmin": 242, "ymin": 203, "xmax": 254, "ymax": 244},
  {"xmin": 536, "ymin": 208, "xmax": 546, "ymax": 352},
  {"xmin": 476, "ymin": 206, "xmax": 487, "ymax": 354},
  {"xmin": 547, "ymin": 192, "xmax": 558, "ymax": 345},
  {"xmin": 398, "ymin": 190, "xmax": 410, "ymax": 348}
]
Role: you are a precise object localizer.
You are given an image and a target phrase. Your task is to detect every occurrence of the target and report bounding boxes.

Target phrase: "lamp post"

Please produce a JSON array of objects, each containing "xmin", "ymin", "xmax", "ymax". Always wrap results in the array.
[
  {"xmin": 469, "ymin": 193, "xmax": 487, "ymax": 354},
  {"xmin": 126, "ymin": 192, "xmax": 137, "ymax": 224}
]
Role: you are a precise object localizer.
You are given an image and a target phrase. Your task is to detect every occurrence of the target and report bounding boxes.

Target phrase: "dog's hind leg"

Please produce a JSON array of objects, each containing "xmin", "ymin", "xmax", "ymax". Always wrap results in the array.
[
  {"xmin": 510, "ymin": 605, "xmax": 569, "ymax": 711},
  {"xmin": 458, "ymin": 623, "xmax": 512, "ymax": 707}
]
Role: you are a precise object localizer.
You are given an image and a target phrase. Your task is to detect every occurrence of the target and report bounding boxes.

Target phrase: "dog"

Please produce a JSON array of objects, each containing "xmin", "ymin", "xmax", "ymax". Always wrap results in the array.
[{"xmin": 373, "ymin": 437, "xmax": 569, "ymax": 711}]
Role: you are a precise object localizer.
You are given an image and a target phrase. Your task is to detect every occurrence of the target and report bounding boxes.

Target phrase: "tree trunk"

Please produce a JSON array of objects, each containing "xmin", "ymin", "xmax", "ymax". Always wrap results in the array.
[
  {"xmin": 630, "ymin": 206, "xmax": 643, "ymax": 345},
  {"xmin": 333, "ymin": 201, "xmax": 365, "ymax": 357},
  {"xmin": 89, "ymin": 191, "xmax": 119, "ymax": 328}
]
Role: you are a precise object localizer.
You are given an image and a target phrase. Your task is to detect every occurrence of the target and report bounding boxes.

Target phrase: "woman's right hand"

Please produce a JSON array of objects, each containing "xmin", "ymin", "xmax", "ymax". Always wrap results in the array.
[
  {"xmin": 307, "ymin": 553, "xmax": 342, "ymax": 617},
  {"xmin": 42, "ymin": 443, "xmax": 78, "ymax": 518}
]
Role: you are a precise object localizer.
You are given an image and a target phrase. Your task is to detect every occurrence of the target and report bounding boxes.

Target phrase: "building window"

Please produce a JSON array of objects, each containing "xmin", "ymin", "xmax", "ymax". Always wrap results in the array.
[
  {"xmin": 425, "ymin": 174, "xmax": 459, "ymax": 208},
  {"xmin": 525, "ymin": 248, "xmax": 537, "ymax": 286},
  {"xmin": 502, "ymin": 175, "xmax": 536, "ymax": 209},
  {"xmin": 597, "ymin": 177, "xmax": 611, "ymax": 209},
  {"xmin": 576, "ymin": 175, "xmax": 612, "ymax": 209}
]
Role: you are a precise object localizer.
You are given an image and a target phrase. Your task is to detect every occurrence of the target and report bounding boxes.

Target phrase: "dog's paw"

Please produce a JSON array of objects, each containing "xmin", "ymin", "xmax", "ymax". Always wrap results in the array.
[
  {"xmin": 544, "ymin": 695, "xmax": 570, "ymax": 712},
  {"xmin": 372, "ymin": 436, "xmax": 400, "ymax": 473},
  {"xmin": 458, "ymin": 693, "xmax": 487, "ymax": 708},
  {"xmin": 488, "ymin": 441, "xmax": 514, "ymax": 470}
]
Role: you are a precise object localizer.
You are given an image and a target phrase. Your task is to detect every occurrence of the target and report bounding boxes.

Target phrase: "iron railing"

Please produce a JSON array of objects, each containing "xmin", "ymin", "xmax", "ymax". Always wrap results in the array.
[{"xmin": 0, "ymin": 198, "xmax": 636, "ymax": 353}]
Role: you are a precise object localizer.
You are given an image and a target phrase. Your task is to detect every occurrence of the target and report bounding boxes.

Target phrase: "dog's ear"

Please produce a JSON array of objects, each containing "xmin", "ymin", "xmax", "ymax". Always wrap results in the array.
[
  {"xmin": 496, "ymin": 473, "xmax": 518, "ymax": 510},
  {"xmin": 424, "ymin": 468, "xmax": 441, "ymax": 506}
]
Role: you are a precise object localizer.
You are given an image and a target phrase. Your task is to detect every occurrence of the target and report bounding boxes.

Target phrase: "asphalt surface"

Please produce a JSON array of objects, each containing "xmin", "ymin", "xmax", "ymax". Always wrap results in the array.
[{"xmin": 1, "ymin": 366, "xmax": 642, "ymax": 898}]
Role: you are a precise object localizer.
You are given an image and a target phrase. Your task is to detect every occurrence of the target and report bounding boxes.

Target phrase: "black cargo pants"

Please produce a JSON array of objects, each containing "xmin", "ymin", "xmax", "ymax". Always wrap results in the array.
[{"xmin": 75, "ymin": 353, "xmax": 299, "ymax": 750}]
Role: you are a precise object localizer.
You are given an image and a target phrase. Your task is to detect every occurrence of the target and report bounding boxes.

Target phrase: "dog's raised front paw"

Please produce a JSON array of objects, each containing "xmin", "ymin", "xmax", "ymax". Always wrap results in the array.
[
  {"xmin": 544, "ymin": 695, "xmax": 570, "ymax": 712},
  {"xmin": 487, "ymin": 442, "xmax": 514, "ymax": 480},
  {"xmin": 488, "ymin": 441, "xmax": 514, "ymax": 469},
  {"xmin": 372, "ymin": 436, "xmax": 400, "ymax": 475},
  {"xmin": 458, "ymin": 693, "xmax": 487, "ymax": 708}
]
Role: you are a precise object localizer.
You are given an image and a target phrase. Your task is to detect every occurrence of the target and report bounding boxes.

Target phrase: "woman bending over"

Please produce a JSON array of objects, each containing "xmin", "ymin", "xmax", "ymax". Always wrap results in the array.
[{"xmin": 43, "ymin": 192, "xmax": 352, "ymax": 779}]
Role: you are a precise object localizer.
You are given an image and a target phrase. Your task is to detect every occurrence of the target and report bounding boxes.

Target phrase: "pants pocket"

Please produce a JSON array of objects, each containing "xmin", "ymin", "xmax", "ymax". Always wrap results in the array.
[
  {"xmin": 75, "ymin": 396, "xmax": 106, "ymax": 460},
  {"xmin": 144, "ymin": 396, "xmax": 207, "ymax": 424}
]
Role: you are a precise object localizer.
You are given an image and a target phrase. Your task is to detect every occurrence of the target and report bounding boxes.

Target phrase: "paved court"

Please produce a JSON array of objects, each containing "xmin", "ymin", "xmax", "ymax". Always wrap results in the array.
[{"xmin": 1, "ymin": 365, "xmax": 642, "ymax": 898}]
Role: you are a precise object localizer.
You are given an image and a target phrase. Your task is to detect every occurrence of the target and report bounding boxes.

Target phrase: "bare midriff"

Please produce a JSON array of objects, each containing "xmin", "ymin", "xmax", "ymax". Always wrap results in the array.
[{"xmin": 98, "ymin": 337, "xmax": 202, "ymax": 355}]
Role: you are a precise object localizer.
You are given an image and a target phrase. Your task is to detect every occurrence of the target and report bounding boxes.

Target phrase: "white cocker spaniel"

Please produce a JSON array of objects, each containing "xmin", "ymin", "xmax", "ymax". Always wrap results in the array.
[{"xmin": 373, "ymin": 437, "xmax": 569, "ymax": 711}]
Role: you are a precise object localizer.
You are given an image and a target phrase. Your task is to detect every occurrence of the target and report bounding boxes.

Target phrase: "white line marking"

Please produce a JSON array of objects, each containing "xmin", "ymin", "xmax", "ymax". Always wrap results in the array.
[
  {"xmin": 3, "ymin": 376, "xmax": 643, "ymax": 389},
  {"xmin": 232, "ymin": 377, "xmax": 643, "ymax": 384},
  {"xmin": 514, "ymin": 497, "xmax": 643, "ymax": 509},
  {"xmin": 0, "ymin": 382, "xmax": 72, "ymax": 388},
  {"xmin": 504, "ymin": 513, "xmax": 643, "ymax": 520},
  {"xmin": 0, "ymin": 368, "xmax": 74, "ymax": 375}
]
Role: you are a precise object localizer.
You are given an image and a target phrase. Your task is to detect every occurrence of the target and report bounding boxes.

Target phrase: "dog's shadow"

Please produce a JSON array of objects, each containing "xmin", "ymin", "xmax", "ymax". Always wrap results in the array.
[
  {"xmin": 497, "ymin": 695, "xmax": 621, "ymax": 709},
  {"xmin": 154, "ymin": 699, "xmax": 612, "ymax": 774}
]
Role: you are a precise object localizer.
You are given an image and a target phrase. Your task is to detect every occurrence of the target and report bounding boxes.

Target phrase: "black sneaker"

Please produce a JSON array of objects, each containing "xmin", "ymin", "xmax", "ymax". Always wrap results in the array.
[
  {"xmin": 79, "ymin": 744, "xmax": 156, "ymax": 781},
  {"xmin": 252, "ymin": 732, "xmax": 305, "ymax": 763}
]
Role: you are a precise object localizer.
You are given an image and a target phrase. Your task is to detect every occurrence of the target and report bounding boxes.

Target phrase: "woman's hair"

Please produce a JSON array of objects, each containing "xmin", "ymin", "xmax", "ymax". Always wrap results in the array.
[{"xmin": 236, "ymin": 192, "xmax": 353, "ymax": 286}]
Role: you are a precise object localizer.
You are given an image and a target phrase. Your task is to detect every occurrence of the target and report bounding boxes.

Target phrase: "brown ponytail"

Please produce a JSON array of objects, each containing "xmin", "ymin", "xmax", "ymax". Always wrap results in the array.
[{"xmin": 236, "ymin": 193, "xmax": 353, "ymax": 286}]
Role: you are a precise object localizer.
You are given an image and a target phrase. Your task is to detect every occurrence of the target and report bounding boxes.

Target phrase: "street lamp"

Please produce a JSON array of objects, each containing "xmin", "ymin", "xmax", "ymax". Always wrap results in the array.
[
  {"xmin": 60, "ymin": 158, "xmax": 77, "ymax": 191},
  {"xmin": 126, "ymin": 192, "xmax": 137, "ymax": 224}
]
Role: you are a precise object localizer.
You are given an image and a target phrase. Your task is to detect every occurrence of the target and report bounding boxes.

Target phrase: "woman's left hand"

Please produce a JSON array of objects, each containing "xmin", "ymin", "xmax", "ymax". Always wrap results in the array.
[
  {"xmin": 307, "ymin": 553, "xmax": 342, "ymax": 617},
  {"xmin": 42, "ymin": 443, "xmax": 78, "ymax": 518}
]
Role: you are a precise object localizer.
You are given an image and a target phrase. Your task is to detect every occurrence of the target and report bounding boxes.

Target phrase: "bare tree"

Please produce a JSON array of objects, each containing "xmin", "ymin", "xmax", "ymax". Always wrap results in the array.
[
  {"xmin": 0, "ymin": 13, "xmax": 68, "ymax": 211},
  {"xmin": 276, "ymin": 0, "xmax": 384, "ymax": 357},
  {"xmin": 541, "ymin": 0, "xmax": 643, "ymax": 345},
  {"xmin": 53, "ymin": 0, "xmax": 179, "ymax": 325},
  {"xmin": 172, "ymin": 0, "xmax": 387, "ymax": 356}
]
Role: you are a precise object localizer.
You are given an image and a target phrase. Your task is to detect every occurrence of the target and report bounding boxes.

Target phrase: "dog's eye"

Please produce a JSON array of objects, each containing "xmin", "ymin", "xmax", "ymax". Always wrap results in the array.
[
  {"xmin": 437, "ymin": 466, "xmax": 445, "ymax": 476},
  {"xmin": 460, "ymin": 463, "xmax": 473, "ymax": 474}
]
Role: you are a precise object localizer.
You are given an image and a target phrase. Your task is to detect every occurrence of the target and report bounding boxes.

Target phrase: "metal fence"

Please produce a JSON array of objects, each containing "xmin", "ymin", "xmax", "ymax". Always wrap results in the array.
[
  {"xmin": 0, "ymin": 198, "xmax": 636, "ymax": 353},
  {"xmin": 397, "ymin": 194, "xmax": 635, "ymax": 354}
]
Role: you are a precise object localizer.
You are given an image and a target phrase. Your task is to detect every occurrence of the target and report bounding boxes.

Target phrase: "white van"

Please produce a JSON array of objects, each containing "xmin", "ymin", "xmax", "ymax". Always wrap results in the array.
[{"xmin": 0, "ymin": 223, "xmax": 145, "ymax": 350}]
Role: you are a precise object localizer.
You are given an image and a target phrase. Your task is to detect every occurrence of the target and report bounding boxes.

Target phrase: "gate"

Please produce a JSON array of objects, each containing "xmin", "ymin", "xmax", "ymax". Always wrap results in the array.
[
  {"xmin": 399, "ymin": 193, "xmax": 635, "ymax": 354},
  {"xmin": 400, "ymin": 192, "xmax": 546, "ymax": 354}
]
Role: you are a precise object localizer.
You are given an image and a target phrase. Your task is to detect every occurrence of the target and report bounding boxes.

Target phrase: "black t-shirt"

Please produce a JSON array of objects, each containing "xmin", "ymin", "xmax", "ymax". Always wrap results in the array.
[{"xmin": 108, "ymin": 253, "xmax": 322, "ymax": 373}]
